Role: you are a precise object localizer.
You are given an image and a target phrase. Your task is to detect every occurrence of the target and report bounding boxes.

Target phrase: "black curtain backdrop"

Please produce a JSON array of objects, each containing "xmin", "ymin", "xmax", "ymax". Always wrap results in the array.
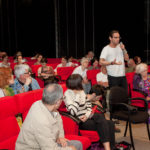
[{"xmin": 0, "ymin": 0, "xmax": 149, "ymax": 61}]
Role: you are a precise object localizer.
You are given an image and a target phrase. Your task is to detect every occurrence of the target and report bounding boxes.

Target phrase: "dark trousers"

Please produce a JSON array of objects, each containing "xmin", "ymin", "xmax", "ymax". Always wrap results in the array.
[
  {"xmin": 108, "ymin": 75, "xmax": 128, "ymax": 94},
  {"xmin": 79, "ymin": 113, "xmax": 115, "ymax": 148}
]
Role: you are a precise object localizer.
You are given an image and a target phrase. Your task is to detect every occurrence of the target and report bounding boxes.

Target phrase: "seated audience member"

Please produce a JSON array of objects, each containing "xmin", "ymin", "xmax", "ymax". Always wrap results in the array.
[
  {"xmin": 68, "ymin": 56, "xmax": 79, "ymax": 64},
  {"xmin": 0, "ymin": 51, "xmax": 7, "ymax": 61},
  {"xmin": 88, "ymin": 57, "xmax": 100, "ymax": 70},
  {"xmin": 31, "ymin": 52, "xmax": 40, "ymax": 60},
  {"xmin": 72, "ymin": 57, "xmax": 91, "ymax": 94},
  {"xmin": 55, "ymin": 56, "xmax": 77, "ymax": 73},
  {"xmin": 64, "ymin": 74, "xmax": 115, "ymax": 150},
  {"xmin": 85, "ymin": 51, "xmax": 94, "ymax": 62},
  {"xmin": 34, "ymin": 54, "xmax": 43, "ymax": 65},
  {"xmin": 11, "ymin": 64, "xmax": 40, "ymax": 94},
  {"xmin": 16, "ymin": 84, "xmax": 82, "ymax": 150},
  {"xmin": 89, "ymin": 84, "xmax": 105, "ymax": 108},
  {"xmin": 96, "ymin": 66, "xmax": 109, "ymax": 88},
  {"xmin": 133, "ymin": 63, "xmax": 150, "ymax": 101},
  {"xmin": 0, "ymin": 67, "xmax": 14, "ymax": 97},
  {"xmin": 38, "ymin": 58, "xmax": 54, "ymax": 79},
  {"xmin": 125, "ymin": 58, "xmax": 136, "ymax": 73},
  {"xmin": 14, "ymin": 51, "xmax": 27, "ymax": 63},
  {"xmin": 38, "ymin": 58, "xmax": 58, "ymax": 84},
  {"xmin": 0, "ymin": 54, "xmax": 10, "ymax": 68},
  {"xmin": 14, "ymin": 55, "xmax": 28, "ymax": 69},
  {"xmin": 134, "ymin": 56, "xmax": 141, "ymax": 65}
]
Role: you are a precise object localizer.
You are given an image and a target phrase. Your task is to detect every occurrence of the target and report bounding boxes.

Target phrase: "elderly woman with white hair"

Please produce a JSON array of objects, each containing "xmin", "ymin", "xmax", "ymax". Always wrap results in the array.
[
  {"xmin": 72, "ymin": 57, "xmax": 91, "ymax": 94},
  {"xmin": 11, "ymin": 64, "xmax": 40, "ymax": 94},
  {"xmin": 133, "ymin": 63, "xmax": 150, "ymax": 101}
]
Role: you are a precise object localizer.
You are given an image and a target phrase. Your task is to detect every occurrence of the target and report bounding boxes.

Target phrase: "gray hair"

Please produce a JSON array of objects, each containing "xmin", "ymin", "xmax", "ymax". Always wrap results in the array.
[
  {"xmin": 135, "ymin": 63, "xmax": 148, "ymax": 74},
  {"xmin": 42, "ymin": 84, "xmax": 63, "ymax": 105},
  {"xmin": 81, "ymin": 57, "xmax": 89, "ymax": 65},
  {"xmin": 14, "ymin": 64, "xmax": 30, "ymax": 78}
]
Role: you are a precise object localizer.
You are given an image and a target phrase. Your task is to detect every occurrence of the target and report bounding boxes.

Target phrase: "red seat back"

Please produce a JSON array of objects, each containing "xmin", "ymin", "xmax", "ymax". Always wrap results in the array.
[
  {"xmin": 57, "ymin": 67, "xmax": 75, "ymax": 81},
  {"xmin": 0, "ymin": 117, "xmax": 20, "ymax": 150},
  {"xmin": 0, "ymin": 96, "xmax": 18, "ymax": 119},
  {"xmin": 87, "ymin": 69, "xmax": 100, "ymax": 85},
  {"xmin": 15, "ymin": 89, "xmax": 43, "ymax": 113}
]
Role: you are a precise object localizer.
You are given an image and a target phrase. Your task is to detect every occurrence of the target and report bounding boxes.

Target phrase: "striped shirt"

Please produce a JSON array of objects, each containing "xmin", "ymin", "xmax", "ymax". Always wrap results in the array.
[{"xmin": 64, "ymin": 89, "xmax": 92, "ymax": 119}]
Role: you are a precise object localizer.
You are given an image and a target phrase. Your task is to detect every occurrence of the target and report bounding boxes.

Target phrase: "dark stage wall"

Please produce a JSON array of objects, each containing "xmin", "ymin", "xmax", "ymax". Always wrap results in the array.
[{"xmin": 0, "ymin": 0, "xmax": 149, "ymax": 62}]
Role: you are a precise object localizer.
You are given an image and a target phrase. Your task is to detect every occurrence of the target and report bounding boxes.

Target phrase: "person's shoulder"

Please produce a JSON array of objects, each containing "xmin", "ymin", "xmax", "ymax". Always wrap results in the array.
[
  {"xmin": 64, "ymin": 89, "xmax": 72, "ymax": 95},
  {"xmin": 73, "ymin": 65, "xmax": 80, "ymax": 71},
  {"xmin": 102, "ymin": 45, "xmax": 110, "ymax": 50}
]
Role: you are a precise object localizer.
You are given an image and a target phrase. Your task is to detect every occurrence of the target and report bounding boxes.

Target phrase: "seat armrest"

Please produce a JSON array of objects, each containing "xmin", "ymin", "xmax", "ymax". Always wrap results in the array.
[
  {"xmin": 133, "ymin": 89, "xmax": 148, "ymax": 97},
  {"xmin": 129, "ymin": 97, "xmax": 148, "ymax": 111},
  {"xmin": 60, "ymin": 112, "xmax": 81, "ymax": 124},
  {"xmin": 114, "ymin": 103, "xmax": 138, "ymax": 114}
]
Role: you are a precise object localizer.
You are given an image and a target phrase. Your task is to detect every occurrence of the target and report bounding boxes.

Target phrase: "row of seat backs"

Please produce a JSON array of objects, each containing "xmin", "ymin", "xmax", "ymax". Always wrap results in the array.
[
  {"xmin": 0, "ymin": 78, "xmax": 99, "ymax": 149},
  {"xmin": 0, "ymin": 84, "xmax": 72, "ymax": 150},
  {"xmin": 0, "ymin": 89, "xmax": 43, "ymax": 150}
]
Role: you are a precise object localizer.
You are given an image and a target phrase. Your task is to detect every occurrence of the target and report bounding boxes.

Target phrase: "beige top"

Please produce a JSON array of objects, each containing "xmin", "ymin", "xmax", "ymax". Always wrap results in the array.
[{"xmin": 16, "ymin": 100, "xmax": 72, "ymax": 150}]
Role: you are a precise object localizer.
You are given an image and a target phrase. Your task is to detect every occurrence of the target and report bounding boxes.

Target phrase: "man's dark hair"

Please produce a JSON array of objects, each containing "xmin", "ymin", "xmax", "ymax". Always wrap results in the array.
[
  {"xmin": 66, "ymin": 74, "xmax": 83, "ymax": 90},
  {"xmin": 41, "ymin": 58, "xmax": 47, "ymax": 63},
  {"xmin": 91, "ymin": 57, "xmax": 99, "ymax": 66},
  {"xmin": 89, "ymin": 84, "xmax": 104, "ymax": 96},
  {"xmin": 109, "ymin": 30, "xmax": 119, "ymax": 38}
]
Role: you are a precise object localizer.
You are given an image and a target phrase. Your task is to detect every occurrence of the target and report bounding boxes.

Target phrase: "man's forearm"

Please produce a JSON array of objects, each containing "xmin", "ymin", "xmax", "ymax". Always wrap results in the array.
[{"xmin": 99, "ymin": 59, "xmax": 111, "ymax": 66}]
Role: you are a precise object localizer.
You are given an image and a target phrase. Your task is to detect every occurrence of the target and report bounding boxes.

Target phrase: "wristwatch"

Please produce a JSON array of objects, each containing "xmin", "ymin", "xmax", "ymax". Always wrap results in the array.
[{"xmin": 111, "ymin": 61, "xmax": 114, "ymax": 65}]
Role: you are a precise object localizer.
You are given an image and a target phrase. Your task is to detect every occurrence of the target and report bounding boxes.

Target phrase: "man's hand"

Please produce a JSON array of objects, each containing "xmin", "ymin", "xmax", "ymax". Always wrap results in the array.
[
  {"xmin": 111, "ymin": 59, "xmax": 122, "ymax": 65},
  {"xmin": 25, "ymin": 77, "xmax": 32, "ymax": 86},
  {"xmin": 56, "ymin": 137, "xmax": 69, "ymax": 147},
  {"xmin": 80, "ymin": 115, "xmax": 88, "ymax": 122},
  {"xmin": 120, "ymin": 43, "xmax": 125, "ymax": 50},
  {"xmin": 87, "ymin": 93, "xmax": 96, "ymax": 100}
]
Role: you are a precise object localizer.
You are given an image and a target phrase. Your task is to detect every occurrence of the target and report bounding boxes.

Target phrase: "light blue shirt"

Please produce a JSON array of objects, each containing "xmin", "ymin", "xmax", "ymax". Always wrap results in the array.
[{"xmin": 11, "ymin": 78, "xmax": 40, "ymax": 94}]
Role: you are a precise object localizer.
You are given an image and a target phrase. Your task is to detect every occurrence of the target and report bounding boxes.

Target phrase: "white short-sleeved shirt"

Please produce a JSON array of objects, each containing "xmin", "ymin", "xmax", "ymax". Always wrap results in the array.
[
  {"xmin": 0, "ymin": 62, "xmax": 10, "ymax": 68},
  {"xmin": 72, "ymin": 66, "xmax": 87, "ymax": 78},
  {"xmin": 100, "ymin": 45, "xmax": 125, "ymax": 77},
  {"xmin": 96, "ymin": 72, "xmax": 108, "ymax": 82}
]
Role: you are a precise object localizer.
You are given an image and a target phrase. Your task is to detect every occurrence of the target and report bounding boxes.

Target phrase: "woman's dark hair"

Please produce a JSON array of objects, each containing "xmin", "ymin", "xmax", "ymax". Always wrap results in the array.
[
  {"xmin": 89, "ymin": 84, "xmax": 104, "ymax": 97},
  {"xmin": 62, "ymin": 56, "xmax": 68, "ymax": 62},
  {"xmin": 66, "ymin": 74, "xmax": 83, "ymax": 90},
  {"xmin": 91, "ymin": 57, "xmax": 99, "ymax": 66},
  {"xmin": 2, "ymin": 54, "xmax": 8, "ymax": 60},
  {"xmin": 41, "ymin": 58, "xmax": 47, "ymax": 63},
  {"xmin": 134, "ymin": 56, "xmax": 141, "ymax": 65}
]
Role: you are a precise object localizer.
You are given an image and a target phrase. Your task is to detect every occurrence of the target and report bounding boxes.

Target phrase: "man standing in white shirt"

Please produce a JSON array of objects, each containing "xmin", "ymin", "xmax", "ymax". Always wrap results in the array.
[{"xmin": 99, "ymin": 30, "xmax": 129, "ymax": 92}]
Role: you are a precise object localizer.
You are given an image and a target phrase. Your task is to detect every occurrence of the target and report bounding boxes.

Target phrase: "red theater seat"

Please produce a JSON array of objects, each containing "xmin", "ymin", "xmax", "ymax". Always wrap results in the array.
[
  {"xmin": 15, "ymin": 89, "xmax": 43, "ymax": 121},
  {"xmin": 0, "ymin": 117, "xmax": 20, "ymax": 150},
  {"xmin": 57, "ymin": 67, "xmax": 75, "ymax": 81},
  {"xmin": 61, "ymin": 115, "xmax": 91, "ymax": 150},
  {"xmin": 87, "ymin": 69, "xmax": 100, "ymax": 85},
  {"xmin": 0, "ymin": 96, "xmax": 18, "ymax": 119}
]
